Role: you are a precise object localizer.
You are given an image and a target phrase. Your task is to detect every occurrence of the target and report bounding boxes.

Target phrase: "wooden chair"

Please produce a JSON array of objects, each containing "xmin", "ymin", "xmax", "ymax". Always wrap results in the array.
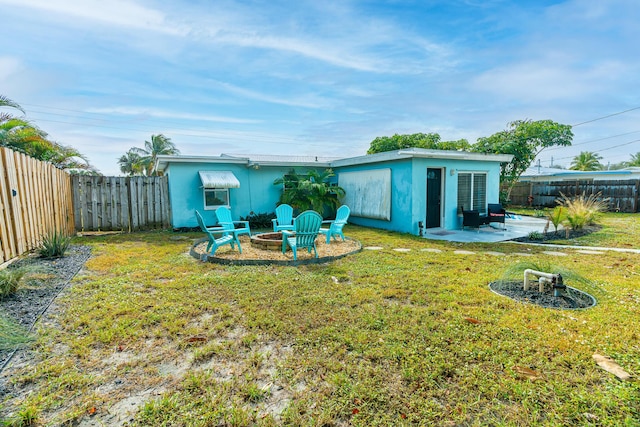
[{"xmin": 282, "ymin": 210, "xmax": 322, "ymax": 260}]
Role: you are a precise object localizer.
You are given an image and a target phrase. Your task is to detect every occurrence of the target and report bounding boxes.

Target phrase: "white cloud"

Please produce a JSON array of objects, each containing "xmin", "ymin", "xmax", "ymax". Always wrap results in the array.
[
  {"xmin": 0, "ymin": 56, "xmax": 22, "ymax": 80},
  {"xmin": 0, "ymin": 0, "xmax": 185, "ymax": 34},
  {"xmin": 85, "ymin": 107, "xmax": 263, "ymax": 124}
]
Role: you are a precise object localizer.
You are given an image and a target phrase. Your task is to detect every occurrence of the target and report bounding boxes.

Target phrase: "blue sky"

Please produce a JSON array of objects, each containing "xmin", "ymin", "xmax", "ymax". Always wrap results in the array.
[{"xmin": 1, "ymin": 0, "xmax": 639, "ymax": 175}]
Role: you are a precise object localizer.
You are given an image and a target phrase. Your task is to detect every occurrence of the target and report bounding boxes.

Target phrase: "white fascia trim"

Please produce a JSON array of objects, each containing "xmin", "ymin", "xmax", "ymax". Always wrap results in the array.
[{"xmin": 155, "ymin": 155, "xmax": 249, "ymax": 172}]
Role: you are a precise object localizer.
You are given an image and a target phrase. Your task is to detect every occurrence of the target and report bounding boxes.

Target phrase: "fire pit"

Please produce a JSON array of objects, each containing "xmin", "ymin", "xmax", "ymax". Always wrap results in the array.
[{"xmin": 250, "ymin": 232, "xmax": 285, "ymax": 251}]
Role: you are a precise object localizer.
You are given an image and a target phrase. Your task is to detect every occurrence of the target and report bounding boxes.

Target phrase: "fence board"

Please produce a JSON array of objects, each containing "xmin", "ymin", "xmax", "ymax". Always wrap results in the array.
[
  {"xmin": 71, "ymin": 175, "xmax": 169, "ymax": 232},
  {"xmin": 0, "ymin": 147, "xmax": 74, "ymax": 264},
  {"xmin": 0, "ymin": 149, "xmax": 17, "ymax": 263},
  {"xmin": 509, "ymin": 179, "xmax": 640, "ymax": 212},
  {"xmin": 4, "ymin": 151, "xmax": 26, "ymax": 254}
]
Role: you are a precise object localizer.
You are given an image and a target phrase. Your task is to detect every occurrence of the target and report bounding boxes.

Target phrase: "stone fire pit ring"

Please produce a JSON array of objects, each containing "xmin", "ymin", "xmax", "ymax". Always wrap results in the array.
[{"xmin": 190, "ymin": 235, "xmax": 362, "ymax": 266}]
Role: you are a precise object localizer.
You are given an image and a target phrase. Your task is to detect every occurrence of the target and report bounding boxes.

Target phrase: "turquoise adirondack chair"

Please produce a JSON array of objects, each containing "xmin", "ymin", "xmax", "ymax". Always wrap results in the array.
[
  {"xmin": 272, "ymin": 204, "xmax": 294, "ymax": 232},
  {"xmin": 215, "ymin": 206, "xmax": 251, "ymax": 239},
  {"xmin": 319, "ymin": 205, "xmax": 350, "ymax": 244},
  {"xmin": 282, "ymin": 210, "xmax": 323, "ymax": 260},
  {"xmin": 195, "ymin": 210, "xmax": 241, "ymax": 255}
]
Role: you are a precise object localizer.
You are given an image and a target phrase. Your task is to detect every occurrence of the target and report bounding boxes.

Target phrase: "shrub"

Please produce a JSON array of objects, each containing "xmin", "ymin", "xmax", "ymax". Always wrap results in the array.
[
  {"xmin": 557, "ymin": 192, "xmax": 608, "ymax": 230},
  {"xmin": 0, "ymin": 267, "xmax": 28, "ymax": 299},
  {"xmin": 527, "ymin": 231, "xmax": 544, "ymax": 241},
  {"xmin": 39, "ymin": 230, "xmax": 71, "ymax": 258},
  {"xmin": 240, "ymin": 212, "xmax": 277, "ymax": 229}
]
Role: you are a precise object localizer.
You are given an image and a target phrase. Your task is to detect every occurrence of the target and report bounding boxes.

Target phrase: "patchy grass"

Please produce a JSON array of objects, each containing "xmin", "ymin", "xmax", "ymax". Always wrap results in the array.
[{"xmin": 1, "ymin": 226, "xmax": 639, "ymax": 426}]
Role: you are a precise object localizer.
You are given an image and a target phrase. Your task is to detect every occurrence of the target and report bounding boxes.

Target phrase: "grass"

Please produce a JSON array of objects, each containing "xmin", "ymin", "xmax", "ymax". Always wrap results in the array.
[
  {"xmin": 1, "ymin": 221, "xmax": 639, "ymax": 426},
  {"xmin": 0, "ymin": 316, "xmax": 33, "ymax": 352}
]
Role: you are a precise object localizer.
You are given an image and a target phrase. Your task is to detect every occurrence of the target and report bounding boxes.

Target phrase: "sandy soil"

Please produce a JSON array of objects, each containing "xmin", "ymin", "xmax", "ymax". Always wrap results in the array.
[{"xmin": 192, "ymin": 234, "xmax": 362, "ymax": 262}]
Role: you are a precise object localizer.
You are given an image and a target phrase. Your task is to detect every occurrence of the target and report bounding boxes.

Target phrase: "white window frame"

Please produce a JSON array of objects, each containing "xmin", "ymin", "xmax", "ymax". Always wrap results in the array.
[
  {"xmin": 203, "ymin": 188, "xmax": 230, "ymax": 210},
  {"xmin": 457, "ymin": 172, "xmax": 487, "ymax": 214}
]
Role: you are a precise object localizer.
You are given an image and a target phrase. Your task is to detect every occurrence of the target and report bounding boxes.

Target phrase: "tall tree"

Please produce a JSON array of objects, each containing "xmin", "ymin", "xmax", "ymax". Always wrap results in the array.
[
  {"xmin": 570, "ymin": 151, "xmax": 603, "ymax": 171},
  {"xmin": 118, "ymin": 149, "xmax": 146, "ymax": 176},
  {"xmin": 627, "ymin": 152, "xmax": 640, "ymax": 167},
  {"xmin": 129, "ymin": 134, "xmax": 180, "ymax": 176},
  {"xmin": 472, "ymin": 119, "xmax": 573, "ymax": 201},
  {"xmin": 367, "ymin": 132, "xmax": 470, "ymax": 154}
]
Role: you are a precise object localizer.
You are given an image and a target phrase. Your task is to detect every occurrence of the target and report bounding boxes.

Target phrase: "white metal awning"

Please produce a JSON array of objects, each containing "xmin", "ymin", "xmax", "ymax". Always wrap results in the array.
[{"xmin": 198, "ymin": 171, "xmax": 240, "ymax": 188}]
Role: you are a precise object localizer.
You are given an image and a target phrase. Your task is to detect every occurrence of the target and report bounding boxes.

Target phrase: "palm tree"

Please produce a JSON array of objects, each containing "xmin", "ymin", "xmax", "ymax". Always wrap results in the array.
[
  {"xmin": 1, "ymin": 95, "xmax": 94, "ymax": 172},
  {"xmin": 118, "ymin": 149, "xmax": 146, "ymax": 176},
  {"xmin": 131, "ymin": 134, "xmax": 180, "ymax": 176},
  {"xmin": 0, "ymin": 95, "xmax": 25, "ymax": 122},
  {"xmin": 627, "ymin": 152, "xmax": 640, "ymax": 167},
  {"xmin": 48, "ymin": 144, "xmax": 96, "ymax": 173},
  {"xmin": 569, "ymin": 151, "xmax": 603, "ymax": 171}
]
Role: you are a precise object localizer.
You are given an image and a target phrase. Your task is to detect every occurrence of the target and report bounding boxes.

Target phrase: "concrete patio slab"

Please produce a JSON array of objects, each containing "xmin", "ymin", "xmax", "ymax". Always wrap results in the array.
[{"xmin": 423, "ymin": 216, "xmax": 552, "ymax": 243}]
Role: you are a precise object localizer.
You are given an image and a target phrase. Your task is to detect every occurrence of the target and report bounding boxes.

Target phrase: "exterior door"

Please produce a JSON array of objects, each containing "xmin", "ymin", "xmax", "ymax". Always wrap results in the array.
[{"xmin": 426, "ymin": 168, "xmax": 442, "ymax": 228}]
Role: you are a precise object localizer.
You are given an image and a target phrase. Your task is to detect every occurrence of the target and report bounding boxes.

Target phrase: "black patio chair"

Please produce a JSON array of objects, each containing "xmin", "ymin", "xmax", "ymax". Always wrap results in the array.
[{"xmin": 487, "ymin": 203, "xmax": 506, "ymax": 229}]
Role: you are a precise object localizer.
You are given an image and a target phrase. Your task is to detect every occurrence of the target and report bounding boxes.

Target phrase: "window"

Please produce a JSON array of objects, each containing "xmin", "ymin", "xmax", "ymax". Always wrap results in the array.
[
  {"xmin": 199, "ymin": 170, "xmax": 239, "ymax": 210},
  {"xmin": 204, "ymin": 188, "xmax": 229, "ymax": 210},
  {"xmin": 457, "ymin": 172, "xmax": 487, "ymax": 214}
]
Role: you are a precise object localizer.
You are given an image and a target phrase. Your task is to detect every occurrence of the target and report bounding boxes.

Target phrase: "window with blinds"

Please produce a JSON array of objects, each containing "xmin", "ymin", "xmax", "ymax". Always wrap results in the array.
[{"xmin": 457, "ymin": 172, "xmax": 487, "ymax": 214}]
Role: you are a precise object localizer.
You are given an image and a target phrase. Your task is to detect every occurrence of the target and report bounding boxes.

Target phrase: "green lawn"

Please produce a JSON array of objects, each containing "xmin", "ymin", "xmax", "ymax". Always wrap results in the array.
[{"xmin": 2, "ymin": 218, "xmax": 639, "ymax": 426}]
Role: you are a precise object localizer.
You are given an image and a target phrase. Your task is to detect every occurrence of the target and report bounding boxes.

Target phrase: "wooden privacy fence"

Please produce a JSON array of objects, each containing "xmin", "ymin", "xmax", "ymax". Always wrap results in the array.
[
  {"xmin": 72, "ymin": 175, "xmax": 170, "ymax": 232},
  {"xmin": 0, "ymin": 147, "xmax": 74, "ymax": 264},
  {"xmin": 510, "ymin": 180, "xmax": 640, "ymax": 212}
]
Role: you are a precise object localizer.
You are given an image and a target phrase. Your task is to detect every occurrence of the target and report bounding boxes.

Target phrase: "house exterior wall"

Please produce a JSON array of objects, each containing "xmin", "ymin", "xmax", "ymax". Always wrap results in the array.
[
  {"xmin": 162, "ymin": 151, "xmax": 505, "ymax": 234},
  {"xmin": 166, "ymin": 162, "xmax": 326, "ymax": 228},
  {"xmin": 335, "ymin": 159, "xmax": 414, "ymax": 233},
  {"xmin": 333, "ymin": 157, "xmax": 502, "ymax": 234}
]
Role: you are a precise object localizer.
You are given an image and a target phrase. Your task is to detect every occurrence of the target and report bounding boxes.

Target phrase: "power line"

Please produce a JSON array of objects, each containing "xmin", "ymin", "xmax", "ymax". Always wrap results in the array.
[
  {"xmin": 544, "ymin": 129, "xmax": 640, "ymax": 151},
  {"xmin": 21, "ymin": 103, "xmax": 333, "ymax": 147},
  {"xmin": 572, "ymin": 106, "xmax": 640, "ymax": 127},
  {"xmin": 545, "ymin": 138, "xmax": 640, "ymax": 162}
]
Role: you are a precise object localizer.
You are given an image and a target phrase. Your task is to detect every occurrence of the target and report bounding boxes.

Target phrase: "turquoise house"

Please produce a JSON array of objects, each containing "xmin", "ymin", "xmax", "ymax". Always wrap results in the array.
[{"xmin": 155, "ymin": 148, "xmax": 512, "ymax": 235}]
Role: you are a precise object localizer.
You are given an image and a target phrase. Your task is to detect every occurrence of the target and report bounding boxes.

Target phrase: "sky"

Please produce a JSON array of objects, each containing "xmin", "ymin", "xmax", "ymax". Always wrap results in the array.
[{"xmin": 1, "ymin": 0, "xmax": 639, "ymax": 176}]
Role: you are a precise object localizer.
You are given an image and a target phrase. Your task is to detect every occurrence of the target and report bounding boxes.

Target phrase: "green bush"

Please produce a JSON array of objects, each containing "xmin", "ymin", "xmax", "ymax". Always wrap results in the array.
[
  {"xmin": 240, "ymin": 212, "xmax": 276, "ymax": 229},
  {"xmin": 527, "ymin": 231, "xmax": 544, "ymax": 240},
  {"xmin": 39, "ymin": 230, "xmax": 71, "ymax": 258},
  {"xmin": 0, "ymin": 267, "xmax": 28, "ymax": 299}
]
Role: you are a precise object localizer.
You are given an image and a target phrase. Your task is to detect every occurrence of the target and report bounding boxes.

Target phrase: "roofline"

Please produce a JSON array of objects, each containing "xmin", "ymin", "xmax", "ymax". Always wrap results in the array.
[
  {"xmin": 155, "ymin": 155, "xmax": 248, "ymax": 172},
  {"xmin": 156, "ymin": 149, "xmax": 514, "ymax": 171},
  {"xmin": 155, "ymin": 154, "xmax": 334, "ymax": 172},
  {"xmin": 330, "ymin": 148, "xmax": 513, "ymax": 167}
]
